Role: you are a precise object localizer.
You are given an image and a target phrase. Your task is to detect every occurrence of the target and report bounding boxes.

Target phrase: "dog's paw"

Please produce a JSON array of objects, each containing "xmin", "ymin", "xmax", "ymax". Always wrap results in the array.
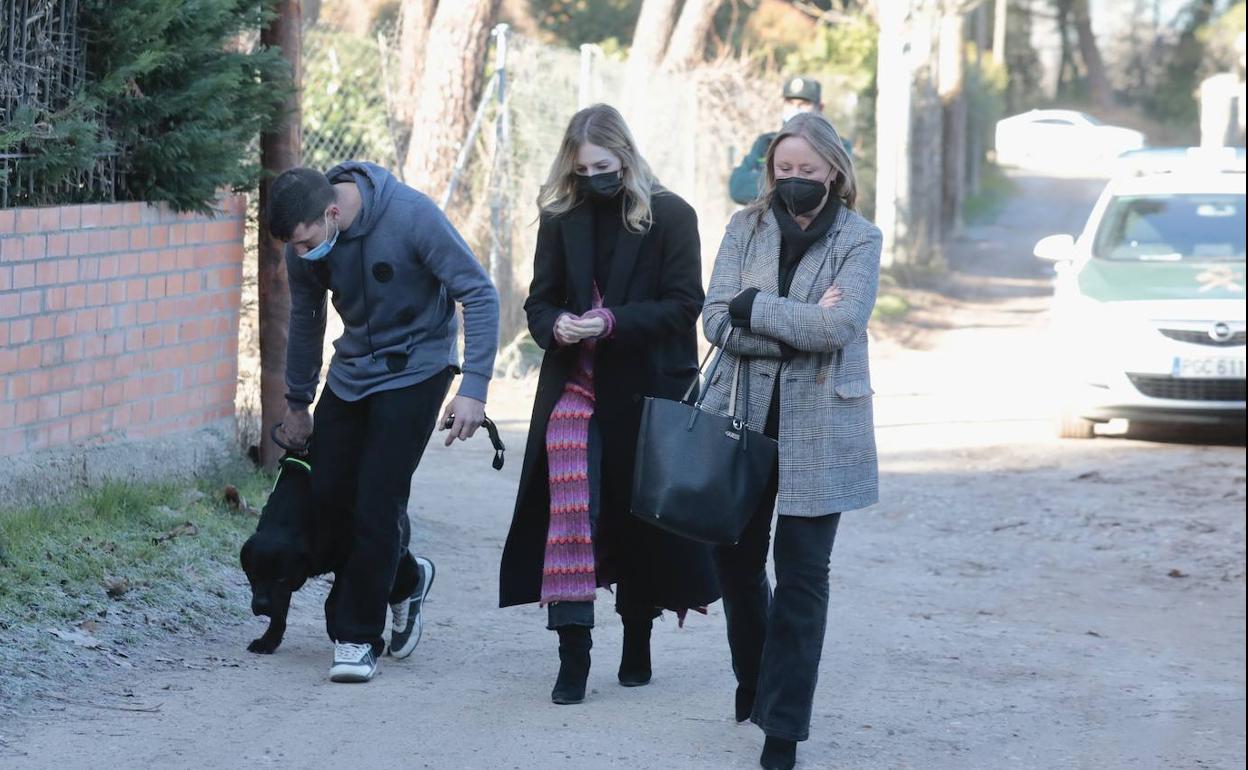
[{"xmin": 247, "ymin": 637, "xmax": 281, "ymax": 654}]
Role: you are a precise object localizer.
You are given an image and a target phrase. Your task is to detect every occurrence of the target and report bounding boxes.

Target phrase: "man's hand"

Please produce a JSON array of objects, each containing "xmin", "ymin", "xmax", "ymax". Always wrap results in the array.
[
  {"xmin": 818, "ymin": 285, "xmax": 843, "ymax": 310},
  {"xmin": 278, "ymin": 406, "xmax": 313, "ymax": 449},
  {"xmin": 439, "ymin": 394, "xmax": 486, "ymax": 446}
]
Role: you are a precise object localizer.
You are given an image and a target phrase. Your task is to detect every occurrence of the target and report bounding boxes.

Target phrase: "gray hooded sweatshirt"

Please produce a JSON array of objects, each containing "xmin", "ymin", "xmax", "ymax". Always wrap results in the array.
[{"xmin": 284, "ymin": 162, "xmax": 499, "ymax": 407}]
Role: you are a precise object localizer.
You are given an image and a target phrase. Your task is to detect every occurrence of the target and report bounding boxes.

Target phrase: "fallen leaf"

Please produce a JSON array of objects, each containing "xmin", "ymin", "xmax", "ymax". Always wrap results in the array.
[
  {"xmin": 223, "ymin": 485, "xmax": 259, "ymax": 516},
  {"xmin": 152, "ymin": 521, "xmax": 199, "ymax": 545},
  {"xmin": 1167, "ymin": 569, "xmax": 1188, "ymax": 579},
  {"xmin": 1086, "ymin": 630, "xmax": 1104, "ymax": 638},
  {"xmin": 104, "ymin": 577, "xmax": 130, "ymax": 599},
  {"xmin": 1074, "ymin": 471, "xmax": 1105, "ymax": 482}
]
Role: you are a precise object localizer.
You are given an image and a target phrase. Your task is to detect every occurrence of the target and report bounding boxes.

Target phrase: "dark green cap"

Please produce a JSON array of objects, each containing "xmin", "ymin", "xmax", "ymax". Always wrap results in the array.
[{"xmin": 782, "ymin": 76, "xmax": 821, "ymax": 104}]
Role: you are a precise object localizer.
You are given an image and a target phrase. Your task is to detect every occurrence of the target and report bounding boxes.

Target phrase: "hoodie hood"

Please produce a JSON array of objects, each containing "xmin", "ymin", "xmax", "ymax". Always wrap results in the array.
[{"xmin": 326, "ymin": 161, "xmax": 398, "ymax": 240}]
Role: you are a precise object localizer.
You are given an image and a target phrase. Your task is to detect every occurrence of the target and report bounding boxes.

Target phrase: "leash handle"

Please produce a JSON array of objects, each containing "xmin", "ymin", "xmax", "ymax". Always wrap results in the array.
[
  {"xmin": 482, "ymin": 416, "xmax": 506, "ymax": 471},
  {"xmin": 270, "ymin": 422, "xmax": 311, "ymax": 456}
]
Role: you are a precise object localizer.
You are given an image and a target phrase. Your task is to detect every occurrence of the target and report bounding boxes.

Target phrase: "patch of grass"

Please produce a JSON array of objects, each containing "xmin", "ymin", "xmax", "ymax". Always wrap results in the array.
[
  {"xmin": 0, "ymin": 462, "xmax": 274, "ymax": 632},
  {"xmin": 964, "ymin": 162, "xmax": 1017, "ymax": 225},
  {"xmin": 872, "ymin": 293, "xmax": 911, "ymax": 321}
]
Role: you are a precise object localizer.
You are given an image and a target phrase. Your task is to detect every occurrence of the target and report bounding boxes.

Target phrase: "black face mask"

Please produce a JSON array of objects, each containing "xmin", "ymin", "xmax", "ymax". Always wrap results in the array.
[
  {"xmin": 775, "ymin": 176, "xmax": 829, "ymax": 216},
  {"xmin": 577, "ymin": 171, "xmax": 623, "ymax": 200}
]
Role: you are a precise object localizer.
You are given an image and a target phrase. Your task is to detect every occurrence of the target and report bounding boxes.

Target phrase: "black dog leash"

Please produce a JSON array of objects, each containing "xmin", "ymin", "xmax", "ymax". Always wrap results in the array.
[
  {"xmin": 275, "ymin": 417, "xmax": 506, "ymax": 470},
  {"xmin": 481, "ymin": 416, "xmax": 506, "ymax": 471}
]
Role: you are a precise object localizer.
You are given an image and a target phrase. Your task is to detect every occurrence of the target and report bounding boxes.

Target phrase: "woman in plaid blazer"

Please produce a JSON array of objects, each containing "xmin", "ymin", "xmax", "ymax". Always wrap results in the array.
[{"xmin": 700, "ymin": 111, "xmax": 882, "ymax": 770}]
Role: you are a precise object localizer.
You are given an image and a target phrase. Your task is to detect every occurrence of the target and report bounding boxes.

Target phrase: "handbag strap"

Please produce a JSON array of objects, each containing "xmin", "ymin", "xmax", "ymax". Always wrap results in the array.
[
  {"xmin": 682, "ymin": 343, "xmax": 720, "ymax": 403},
  {"xmin": 726, "ymin": 356, "xmax": 750, "ymax": 427}
]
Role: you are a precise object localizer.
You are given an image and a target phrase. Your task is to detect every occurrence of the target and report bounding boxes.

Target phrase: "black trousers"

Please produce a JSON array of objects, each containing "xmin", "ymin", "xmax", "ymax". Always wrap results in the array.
[
  {"xmin": 713, "ymin": 464, "xmax": 841, "ymax": 742},
  {"xmin": 310, "ymin": 369, "xmax": 452, "ymax": 653}
]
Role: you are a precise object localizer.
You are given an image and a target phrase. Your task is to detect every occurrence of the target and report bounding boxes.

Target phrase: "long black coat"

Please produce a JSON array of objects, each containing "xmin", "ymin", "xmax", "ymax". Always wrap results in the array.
[{"xmin": 499, "ymin": 191, "xmax": 721, "ymax": 611}]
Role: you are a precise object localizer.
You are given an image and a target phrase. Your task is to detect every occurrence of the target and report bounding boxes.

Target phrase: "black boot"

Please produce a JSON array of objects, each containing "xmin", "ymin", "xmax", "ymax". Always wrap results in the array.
[
  {"xmin": 618, "ymin": 618, "xmax": 653, "ymax": 687},
  {"xmin": 759, "ymin": 737, "xmax": 797, "ymax": 770},
  {"xmin": 735, "ymin": 686, "xmax": 756, "ymax": 723},
  {"xmin": 551, "ymin": 626, "xmax": 592, "ymax": 705}
]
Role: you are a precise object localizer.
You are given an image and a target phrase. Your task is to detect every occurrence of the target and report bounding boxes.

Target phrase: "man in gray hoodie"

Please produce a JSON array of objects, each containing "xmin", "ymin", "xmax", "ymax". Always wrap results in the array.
[{"xmin": 266, "ymin": 162, "xmax": 499, "ymax": 683}]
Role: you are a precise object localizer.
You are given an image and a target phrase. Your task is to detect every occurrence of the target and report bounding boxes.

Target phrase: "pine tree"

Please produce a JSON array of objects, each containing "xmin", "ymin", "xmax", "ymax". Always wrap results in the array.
[{"xmin": 82, "ymin": 0, "xmax": 290, "ymax": 212}]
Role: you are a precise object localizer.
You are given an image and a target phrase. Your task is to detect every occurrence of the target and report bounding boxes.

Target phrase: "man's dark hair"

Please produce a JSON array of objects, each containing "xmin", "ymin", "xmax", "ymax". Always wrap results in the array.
[{"xmin": 266, "ymin": 167, "xmax": 336, "ymax": 241}]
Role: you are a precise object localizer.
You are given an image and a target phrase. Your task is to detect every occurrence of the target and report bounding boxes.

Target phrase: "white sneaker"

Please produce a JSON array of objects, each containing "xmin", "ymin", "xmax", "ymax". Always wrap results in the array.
[
  {"xmin": 389, "ymin": 556, "xmax": 435, "ymax": 660},
  {"xmin": 330, "ymin": 642, "xmax": 378, "ymax": 683}
]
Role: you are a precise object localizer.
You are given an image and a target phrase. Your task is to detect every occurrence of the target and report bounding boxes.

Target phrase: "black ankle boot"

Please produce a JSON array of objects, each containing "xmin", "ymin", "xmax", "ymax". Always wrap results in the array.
[
  {"xmin": 759, "ymin": 736, "xmax": 797, "ymax": 770},
  {"xmin": 618, "ymin": 618, "xmax": 652, "ymax": 687},
  {"xmin": 735, "ymin": 686, "xmax": 756, "ymax": 723},
  {"xmin": 551, "ymin": 626, "xmax": 592, "ymax": 705}
]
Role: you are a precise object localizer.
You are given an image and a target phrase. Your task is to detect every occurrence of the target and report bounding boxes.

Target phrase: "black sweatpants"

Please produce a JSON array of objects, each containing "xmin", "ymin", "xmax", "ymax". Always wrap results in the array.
[{"xmin": 310, "ymin": 368, "xmax": 452, "ymax": 654}]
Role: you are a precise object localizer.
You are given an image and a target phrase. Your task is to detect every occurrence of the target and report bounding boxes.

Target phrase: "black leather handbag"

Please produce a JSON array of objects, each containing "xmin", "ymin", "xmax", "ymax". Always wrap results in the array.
[{"xmin": 630, "ymin": 340, "xmax": 779, "ymax": 545}]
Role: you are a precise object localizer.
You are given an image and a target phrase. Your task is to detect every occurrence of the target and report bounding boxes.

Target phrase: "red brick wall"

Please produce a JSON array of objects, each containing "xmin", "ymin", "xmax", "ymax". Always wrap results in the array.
[{"xmin": 0, "ymin": 197, "xmax": 245, "ymax": 459}]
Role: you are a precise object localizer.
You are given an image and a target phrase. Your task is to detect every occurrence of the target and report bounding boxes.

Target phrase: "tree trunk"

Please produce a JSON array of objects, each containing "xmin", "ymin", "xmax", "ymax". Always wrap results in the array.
[
  {"xmin": 662, "ymin": 0, "xmax": 724, "ymax": 71},
  {"xmin": 624, "ymin": 0, "xmax": 679, "ymax": 103},
  {"xmin": 992, "ymin": 0, "xmax": 1007, "ymax": 64},
  {"xmin": 939, "ymin": 11, "xmax": 966, "ymax": 237},
  {"xmin": 968, "ymin": 2, "xmax": 989, "ymax": 197},
  {"xmin": 258, "ymin": 0, "xmax": 302, "ymax": 471},
  {"xmin": 1071, "ymin": 0, "xmax": 1112, "ymax": 108},
  {"xmin": 395, "ymin": 0, "xmax": 437, "ymax": 129},
  {"xmin": 401, "ymin": 0, "xmax": 500, "ymax": 198},
  {"xmin": 1055, "ymin": 0, "xmax": 1079, "ymax": 98},
  {"xmin": 874, "ymin": 0, "xmax": 913, "ymax": 270}
]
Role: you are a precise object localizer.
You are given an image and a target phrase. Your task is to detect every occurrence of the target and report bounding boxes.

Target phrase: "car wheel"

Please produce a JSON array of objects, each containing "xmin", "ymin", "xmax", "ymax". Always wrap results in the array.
[{"xmin": 1057, "ymin": 414, "xmax": 1097, "ymax": 439}]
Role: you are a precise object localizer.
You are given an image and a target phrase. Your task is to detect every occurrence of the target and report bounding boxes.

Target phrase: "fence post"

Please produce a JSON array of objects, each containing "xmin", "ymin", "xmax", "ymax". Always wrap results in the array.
[
  {"xmin": 579, "ymin": 44, "xmax": 599, "ymax": 108},
  {"xmin": 488, "ymin": 23, "xmax": 515, "ymax": 337},
  {"xmin": 438, "ymin": 71, "xmax": 498, "ymax": 209}
]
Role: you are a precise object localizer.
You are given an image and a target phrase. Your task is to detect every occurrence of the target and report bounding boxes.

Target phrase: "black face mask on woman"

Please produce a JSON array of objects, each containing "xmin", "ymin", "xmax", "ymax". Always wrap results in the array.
[
  {"xmin": 577, "ymin": 171, "xmax": 623, "ymax": 200},
  {"xmin": 775, "ymin": 175, "xmax": 830, "ymax": 216}
]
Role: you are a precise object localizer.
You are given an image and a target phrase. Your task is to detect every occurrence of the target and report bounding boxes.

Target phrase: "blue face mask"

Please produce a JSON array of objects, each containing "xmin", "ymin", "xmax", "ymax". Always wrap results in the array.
[{"xmin": 300, "ymin": 213, "xmax": 339, "ymax": 262}]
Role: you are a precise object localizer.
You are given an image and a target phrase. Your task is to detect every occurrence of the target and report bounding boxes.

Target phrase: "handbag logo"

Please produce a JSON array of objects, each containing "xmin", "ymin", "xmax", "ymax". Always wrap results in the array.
[{"xmin": 725, "ymin": 430, "xmax": 741, "ymax": 440}]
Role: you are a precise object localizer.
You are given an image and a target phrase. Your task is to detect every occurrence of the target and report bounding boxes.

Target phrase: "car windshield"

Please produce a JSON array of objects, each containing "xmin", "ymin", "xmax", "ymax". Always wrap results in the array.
[{"xmin": 1092, "ymin": 193, "xmax": 1246, "ymax": 262}]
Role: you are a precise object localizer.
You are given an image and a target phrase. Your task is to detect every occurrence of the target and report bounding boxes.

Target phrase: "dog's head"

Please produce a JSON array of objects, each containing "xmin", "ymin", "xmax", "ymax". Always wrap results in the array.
[
  {"xmin": 240, "ymin": 534, "xmax": 308, "ymax": 616},
  {"xmin": 240, "ymin": 455, "xmax": 316, "ymax": 617}
]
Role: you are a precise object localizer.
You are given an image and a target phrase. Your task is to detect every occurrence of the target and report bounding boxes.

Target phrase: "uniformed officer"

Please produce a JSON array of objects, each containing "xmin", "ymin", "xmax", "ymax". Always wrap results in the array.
[{"xmin": 729, "ymin": 76, "xmax": 824, "ymax": 206}]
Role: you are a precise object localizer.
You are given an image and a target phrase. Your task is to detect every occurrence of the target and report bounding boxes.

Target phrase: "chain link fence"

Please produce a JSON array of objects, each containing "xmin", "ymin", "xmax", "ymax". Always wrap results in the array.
[{"xmin": 301, "ymin": 21, "xmax": 403, "ymax": 170}]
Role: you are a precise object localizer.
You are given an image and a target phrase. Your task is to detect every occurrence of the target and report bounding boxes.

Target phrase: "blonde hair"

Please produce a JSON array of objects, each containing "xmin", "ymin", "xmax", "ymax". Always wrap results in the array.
[
  {"xmin": 537, "ymin": 104, "xmax": 659, "ymax": 233},
  {"xmin": 750, "ymin": 111, "xmax": 858, "ymax": 215}
]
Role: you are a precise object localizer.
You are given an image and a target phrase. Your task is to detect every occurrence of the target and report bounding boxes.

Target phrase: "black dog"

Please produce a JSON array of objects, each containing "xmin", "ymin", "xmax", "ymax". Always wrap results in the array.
[
  {"xmin": 239, "ymin": 454, "xmax": 339, "ymax": 654},
  {"xmin": 239, "ymin": 418, "xmax": 506, "ymax": 654}
]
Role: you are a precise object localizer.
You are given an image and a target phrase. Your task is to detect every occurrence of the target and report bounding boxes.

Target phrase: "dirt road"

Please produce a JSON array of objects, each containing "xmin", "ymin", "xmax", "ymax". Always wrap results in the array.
[{"xmin": 4, "ymin": 173, "xmax": 1244, "ymax": 769}]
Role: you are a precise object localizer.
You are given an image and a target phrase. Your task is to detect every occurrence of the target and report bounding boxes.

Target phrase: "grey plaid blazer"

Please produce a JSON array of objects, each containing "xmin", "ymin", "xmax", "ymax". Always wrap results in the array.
[{"xmin": 700, "ymin": 204, "xmax": 882, "ymax": 516}]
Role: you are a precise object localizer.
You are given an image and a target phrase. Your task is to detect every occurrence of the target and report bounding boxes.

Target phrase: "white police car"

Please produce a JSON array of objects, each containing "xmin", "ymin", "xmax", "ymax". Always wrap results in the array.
[{"xmin": 1033, "ymin": 147, "xmax": 1246, "ymax": 437}]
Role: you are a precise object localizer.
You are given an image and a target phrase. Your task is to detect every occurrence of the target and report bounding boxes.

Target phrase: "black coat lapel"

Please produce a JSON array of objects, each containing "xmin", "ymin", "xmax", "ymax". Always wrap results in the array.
[
  {"xmin": 559, "ymin": 206, "xmax": 593, "ymax": 313},
  {"xmin": 603, "ymin": 226, "xmax": 643, "ymax": 306}
]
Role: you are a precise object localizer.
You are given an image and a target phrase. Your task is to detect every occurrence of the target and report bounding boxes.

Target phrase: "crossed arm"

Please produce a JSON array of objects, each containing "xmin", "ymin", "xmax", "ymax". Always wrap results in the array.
[{"xmin": 702, "ymin": 219, "xmax": 882, "ymax": 355}]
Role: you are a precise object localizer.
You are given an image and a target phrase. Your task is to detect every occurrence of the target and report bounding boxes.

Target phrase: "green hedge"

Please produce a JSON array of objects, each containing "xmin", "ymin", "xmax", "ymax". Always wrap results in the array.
[{"xmin": 1, "ymin": 0, "xmax": 290, "ymax": 212}]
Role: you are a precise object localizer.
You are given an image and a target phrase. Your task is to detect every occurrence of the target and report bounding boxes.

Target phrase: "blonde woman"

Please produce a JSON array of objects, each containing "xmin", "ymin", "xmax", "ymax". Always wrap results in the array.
[
  {"xmin": 500, "ymin": 104, "xmax": 719, "ymax": 705},
  {"xmin": 702, "ymin": 111, "xmax": 881, "ymax": 770}
]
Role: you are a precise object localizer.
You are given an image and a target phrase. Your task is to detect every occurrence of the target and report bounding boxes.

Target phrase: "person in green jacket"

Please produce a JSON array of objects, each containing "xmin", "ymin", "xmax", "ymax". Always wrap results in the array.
[{"xmin": 729, "ymin": 77, "xmax": 824, "ymax": 206}]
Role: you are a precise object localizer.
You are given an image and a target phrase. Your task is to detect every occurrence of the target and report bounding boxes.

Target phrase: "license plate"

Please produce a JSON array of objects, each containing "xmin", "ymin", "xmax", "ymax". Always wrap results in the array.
[{"xmin": 1171, "ymin": 356, "xmax": 1247, "ymax": 379}]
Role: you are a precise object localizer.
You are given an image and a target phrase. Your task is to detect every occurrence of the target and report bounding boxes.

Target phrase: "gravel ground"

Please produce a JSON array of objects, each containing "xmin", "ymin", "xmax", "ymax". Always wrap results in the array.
[{"xmin": 2, "ymin": 172, "xmax": 1243, "ymax": 770}]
